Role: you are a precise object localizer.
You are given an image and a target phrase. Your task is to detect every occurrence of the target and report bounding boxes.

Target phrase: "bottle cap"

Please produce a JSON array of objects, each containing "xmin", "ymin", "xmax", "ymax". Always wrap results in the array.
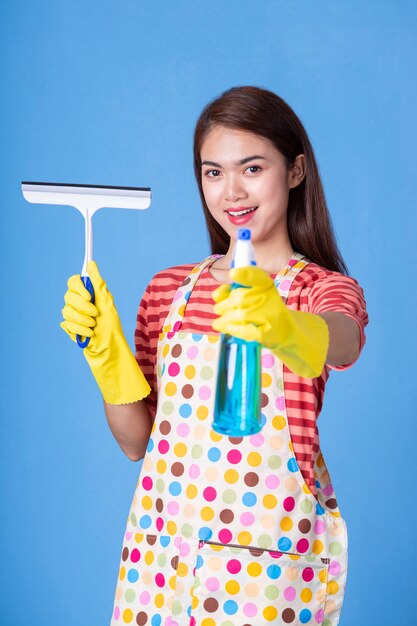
[{"xmin": 233, "ymin": 228, "xmax": 256, "ymax": 268}]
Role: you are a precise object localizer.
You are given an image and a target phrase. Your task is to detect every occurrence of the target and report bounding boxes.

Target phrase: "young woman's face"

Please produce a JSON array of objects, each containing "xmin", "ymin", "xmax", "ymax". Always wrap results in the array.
[{"xmin": 200, "ymin": 125, "xmax": 303, "ymax": 243}]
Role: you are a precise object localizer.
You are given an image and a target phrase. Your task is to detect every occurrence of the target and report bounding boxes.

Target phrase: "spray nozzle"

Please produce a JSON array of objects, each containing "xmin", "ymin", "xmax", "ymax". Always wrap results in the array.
[{"xmin": 237, "ymin": 228, "xmax": 251, "ymax": 241}]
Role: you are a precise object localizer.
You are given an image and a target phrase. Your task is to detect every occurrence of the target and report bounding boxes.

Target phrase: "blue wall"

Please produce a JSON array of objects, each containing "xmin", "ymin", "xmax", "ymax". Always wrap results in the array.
[{"xmin": 1, "ymin": 1, "xmax": 416, "ymax": 624}]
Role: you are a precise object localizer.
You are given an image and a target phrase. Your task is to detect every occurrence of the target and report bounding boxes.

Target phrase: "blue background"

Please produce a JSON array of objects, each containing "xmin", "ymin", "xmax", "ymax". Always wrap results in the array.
[{"xmin": 1, "ymin": 1, "xmax": 416, "ymax": 624}]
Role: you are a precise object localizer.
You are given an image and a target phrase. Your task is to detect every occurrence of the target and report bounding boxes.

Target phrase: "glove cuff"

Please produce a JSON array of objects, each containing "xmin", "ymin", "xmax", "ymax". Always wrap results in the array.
[
  {"xmin": 271, "ymin": 311, "xmax": 329, "ymax": 378},
  {"xmin": 84, "ymin": 334, "xmax": 151, "ymax": 404}
]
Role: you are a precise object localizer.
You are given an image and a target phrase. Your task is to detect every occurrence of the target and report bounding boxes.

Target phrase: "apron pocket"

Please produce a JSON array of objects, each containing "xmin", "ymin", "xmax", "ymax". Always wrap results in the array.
[
  {"xmin": 112, "ymin": 531, "xmax": 182, "ymax": 623},
  {"xmin": 190, "ymin": 541, "xmax": 329, "ymax": 626}
]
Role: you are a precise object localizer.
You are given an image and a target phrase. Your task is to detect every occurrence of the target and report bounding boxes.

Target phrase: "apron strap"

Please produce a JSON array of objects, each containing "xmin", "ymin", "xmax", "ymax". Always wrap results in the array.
[
  {"xmin": 162, "ymin": 255, "xmax": 221, "ymax": 334},
  {"xmin": 274, "ymin": 252, "xmax": 310, "ymax": 301}
]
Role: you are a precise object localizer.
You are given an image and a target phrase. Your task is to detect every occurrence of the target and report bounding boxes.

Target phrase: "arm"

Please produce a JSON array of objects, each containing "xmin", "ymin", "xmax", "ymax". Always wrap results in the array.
[
  {"xmin": 103, "ymin": 275, "xmax": 158, "ymax": 462},
  {"xmin": 212, "ymin": 266, "xmax": 367, "ymax": 378},
  {"xmin": 310, "ymin": 270, "xmax": 368, "ymax": 370},
  {"xmin": 103, "ymin": 400, "xmax": 153, "ymax": 462},
  {"xmin": 61, "ymin": 261, "xmax": 153, "ymax": 461},
  {"xmin": 318, "ymin": 311, "xmax": 360, "ymax": 367}
]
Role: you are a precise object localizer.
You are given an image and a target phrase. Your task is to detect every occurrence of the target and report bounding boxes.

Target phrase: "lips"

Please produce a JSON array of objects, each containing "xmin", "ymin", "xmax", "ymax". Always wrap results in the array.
[{"xmin": 225, "ymin": 206, "xmax": 258, "ymax": 225}]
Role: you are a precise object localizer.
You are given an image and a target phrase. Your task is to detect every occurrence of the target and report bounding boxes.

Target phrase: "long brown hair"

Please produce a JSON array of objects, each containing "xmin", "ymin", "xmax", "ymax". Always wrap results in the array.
[{"xmin": 193, "ymin": 85, "xmax": 349, "ymax": 275}]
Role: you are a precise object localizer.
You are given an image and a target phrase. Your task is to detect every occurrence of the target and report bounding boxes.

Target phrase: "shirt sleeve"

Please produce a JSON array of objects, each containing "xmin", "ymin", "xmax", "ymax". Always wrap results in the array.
[
  {"xmin": 307, "ymin": 272, "xmax": 369, "ymax": 371},
  {"xmin": 134, "ymin": 282, "xmax": 158, "ymax": 418}
]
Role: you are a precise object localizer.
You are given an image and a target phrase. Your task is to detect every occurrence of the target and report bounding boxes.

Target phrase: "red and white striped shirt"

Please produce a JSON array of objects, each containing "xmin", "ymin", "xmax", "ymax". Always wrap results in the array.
[{"xmin": 134, "ymin": 260, "xmax": 369, "ymax": 496}]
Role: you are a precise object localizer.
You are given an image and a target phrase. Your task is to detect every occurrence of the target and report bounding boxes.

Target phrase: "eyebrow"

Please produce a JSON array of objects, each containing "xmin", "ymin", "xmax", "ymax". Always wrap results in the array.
[{"xmin": 201, "ymin": 155, "xmax": 268, "ymax": 167}]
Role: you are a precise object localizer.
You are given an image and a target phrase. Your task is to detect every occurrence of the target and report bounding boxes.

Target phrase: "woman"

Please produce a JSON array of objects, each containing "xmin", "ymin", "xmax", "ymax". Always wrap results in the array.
[{"xmin": 61, "ymin": 85, "xmax": 369, "ymax": 626}]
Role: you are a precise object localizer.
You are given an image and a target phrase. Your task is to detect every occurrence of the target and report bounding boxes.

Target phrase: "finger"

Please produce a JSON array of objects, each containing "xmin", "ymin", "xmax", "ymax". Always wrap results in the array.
[
  {"xmin": 213, "ymin": 285, "xmax": 251, "ymax": 310},
  {"xmin": 214, "ymin": 290, "xmax": 266, "ymax": 316},
  {"xmin": 212, "ymin": 318, "xmax": 262, "ymax": 342},
  {"xmin": 64, "ymin": 291, "xmax": 99, "ymax": 317},
  {"xmin": 61, "ymin": 304, "xmax": 97, "ymax": 328},
  {"xmin": 217, "ymin": 308, "xmax": 248, "ymax": 326},
  {"xmin": 60, "ymin": 321, "xmax": 77, "ymax": 343},
  {"xmin": 217, "ymin": 307, "xmax": 269, "ymax": 327},
  {"xmin": 67, "ymin": 274, "xmax": 93, "ymax": 300},
  {"xmin": 213, "ymin": 295, "xmax": 244, "ymax": 316},
  {"xmin": 61, "ymin": 319, "xmax": 94, "ymax": 338},
  {"xmin": 227, "ymin": 323, "xmax": 262, "ymax": 342},
  {"xmin": 212, "ymin": 283, "xmax": 232, "ymax": 304},
  {"xmin": 230, "ymin": 266, "xmax": 273, "ymax": 289},
  {"xmin": 214, "ymin": 298, "xmax": 233, "ymax": 316}
]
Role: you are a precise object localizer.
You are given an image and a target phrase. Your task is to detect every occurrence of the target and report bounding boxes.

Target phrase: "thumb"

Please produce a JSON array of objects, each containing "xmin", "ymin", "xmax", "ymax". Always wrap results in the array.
[
  {"xmin": 87, "ymin": 260, "xmax": 106, "ymax": 292},
  {"xmin": 212, "ymin": 283, "xmax": 232, "ymax": 304}
]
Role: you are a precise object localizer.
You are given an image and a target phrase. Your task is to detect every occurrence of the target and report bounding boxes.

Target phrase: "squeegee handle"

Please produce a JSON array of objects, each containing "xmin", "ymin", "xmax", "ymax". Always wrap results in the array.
[{"xmin": 76, "ymin": 276, "xmax": 95, "ymax": 348}]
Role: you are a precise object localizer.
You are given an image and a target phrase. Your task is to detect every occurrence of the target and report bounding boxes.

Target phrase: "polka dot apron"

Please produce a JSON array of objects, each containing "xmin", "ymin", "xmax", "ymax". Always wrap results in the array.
[{"xmin": 111, "ymin": 253, "xmax": 347, "ymax": 626}]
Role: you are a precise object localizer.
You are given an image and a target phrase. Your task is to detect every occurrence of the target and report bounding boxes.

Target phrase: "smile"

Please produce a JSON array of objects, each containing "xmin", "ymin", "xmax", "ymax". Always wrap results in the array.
[{"xmin": 226, "ymin": 206, "xmax": 258, "ymax": 216}]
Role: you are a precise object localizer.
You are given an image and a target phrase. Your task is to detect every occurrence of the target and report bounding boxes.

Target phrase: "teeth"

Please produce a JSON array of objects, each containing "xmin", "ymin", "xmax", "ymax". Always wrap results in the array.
[{"xmin": 228, "ymin": 206, "xmax": 257, "ymax": 216}]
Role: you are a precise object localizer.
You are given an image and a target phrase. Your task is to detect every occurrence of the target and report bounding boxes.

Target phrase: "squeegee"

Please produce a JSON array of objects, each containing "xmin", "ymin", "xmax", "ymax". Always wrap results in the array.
[{"xmin": 21, "ymin": 181, "xmax": 151, "ymax": 348}]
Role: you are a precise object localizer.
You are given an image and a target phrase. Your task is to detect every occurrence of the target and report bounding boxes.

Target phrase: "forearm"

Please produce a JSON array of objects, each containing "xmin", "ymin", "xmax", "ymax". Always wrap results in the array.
[
  {"xmin": 317, "ymin": 311, "xmax": 360, "ymax": 367},
  {"xmin": 103, "ymin": 399, "xmax": 153, "ymax": 461}
]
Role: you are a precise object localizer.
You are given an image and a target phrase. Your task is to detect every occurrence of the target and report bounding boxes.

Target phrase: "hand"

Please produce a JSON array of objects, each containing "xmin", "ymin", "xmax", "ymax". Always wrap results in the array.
[
  {"xmin": 61, "ymin": 260, "xmax": 151, "ymax": 403},
  {"xmin": 212, "ymin": 266, "xmax": 329, "ymax": 378}
]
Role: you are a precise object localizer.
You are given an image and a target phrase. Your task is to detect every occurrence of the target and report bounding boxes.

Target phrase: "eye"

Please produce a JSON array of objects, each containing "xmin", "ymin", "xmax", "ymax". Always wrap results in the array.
[{"xmin": 203, "ymin": 165, "xmax": 262, "ymax": 178}]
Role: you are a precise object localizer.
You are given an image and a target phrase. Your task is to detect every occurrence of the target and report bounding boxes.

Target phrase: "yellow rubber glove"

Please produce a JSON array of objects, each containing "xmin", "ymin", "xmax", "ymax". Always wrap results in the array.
[
  {"xmin": 212, "ymin": 266, "xmax": 329, "ymax": 378},
  {"xmin": 60, "ymin": 260, "xmax": 151, "ymax": 404}
]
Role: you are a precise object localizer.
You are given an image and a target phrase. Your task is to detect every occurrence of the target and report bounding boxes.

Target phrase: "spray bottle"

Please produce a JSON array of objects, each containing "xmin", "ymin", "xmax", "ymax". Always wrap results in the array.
[{"xmin": 212, "ymin": 228, "xmax": 262, "ymax": 436}]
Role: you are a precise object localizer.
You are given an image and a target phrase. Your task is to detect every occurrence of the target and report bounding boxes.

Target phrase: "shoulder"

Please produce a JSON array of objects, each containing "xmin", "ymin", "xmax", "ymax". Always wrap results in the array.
[
  {"xmin": 291, "ymin": 261, "xmax": 365, "ymax": 295},
  {"xmin": 144, "ymin": 263, "xmax": 199, "ymax": 294},
  {"xmin": 137, "ymin": 263, "xmax": 199, "ymax": 321},
  {"xmin": 288, "ymin": 260, "xmax": 368, "ymax": 320}
]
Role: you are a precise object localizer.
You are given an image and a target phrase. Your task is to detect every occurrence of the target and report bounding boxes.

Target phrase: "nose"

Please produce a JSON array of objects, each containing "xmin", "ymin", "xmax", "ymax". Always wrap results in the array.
[{"xmin": 224, "ymin": 174, "xmax": 248, "ymax": 202}]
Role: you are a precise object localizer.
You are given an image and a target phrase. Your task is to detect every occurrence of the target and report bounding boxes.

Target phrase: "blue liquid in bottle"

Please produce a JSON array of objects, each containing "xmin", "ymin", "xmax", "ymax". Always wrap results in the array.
[{"xmin": 212, "ymin": 228, "xmax": 262, "ymax": 436}]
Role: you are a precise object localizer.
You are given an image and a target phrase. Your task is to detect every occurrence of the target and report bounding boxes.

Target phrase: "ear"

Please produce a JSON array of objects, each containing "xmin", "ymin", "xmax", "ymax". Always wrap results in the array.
[{"xmin": 288, "ymin": 154, "xmax": 306, "ymax": 189}]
